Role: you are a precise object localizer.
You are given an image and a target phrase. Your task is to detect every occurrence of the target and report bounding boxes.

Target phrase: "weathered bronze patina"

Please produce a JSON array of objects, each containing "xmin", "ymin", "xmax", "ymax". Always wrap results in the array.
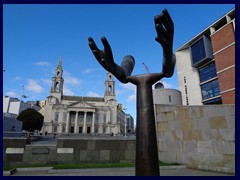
[{"xmin": 88, "ymin": 9, "xmax": 175, "ymax": 176}]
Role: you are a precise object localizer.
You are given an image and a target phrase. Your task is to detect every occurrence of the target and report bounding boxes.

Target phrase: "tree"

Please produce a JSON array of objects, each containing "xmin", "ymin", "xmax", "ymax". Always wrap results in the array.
[{"xmin": 17, "ymin": 108, "xmax": 44, "ymax": 132}]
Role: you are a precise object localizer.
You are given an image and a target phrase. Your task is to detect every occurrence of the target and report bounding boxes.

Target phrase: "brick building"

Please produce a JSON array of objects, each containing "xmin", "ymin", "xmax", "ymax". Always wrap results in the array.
[{"xmin": 176, "ymin": 8, "xmax": 235, "ymax": 105}]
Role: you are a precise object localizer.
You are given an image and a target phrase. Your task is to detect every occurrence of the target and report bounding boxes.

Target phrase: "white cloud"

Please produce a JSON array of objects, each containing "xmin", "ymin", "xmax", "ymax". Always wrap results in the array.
[
  {"xmin": 35, "ymin": 61, "xmax": 49, "ymax": 66},
  {"xmin": 115, "ymin": 89, "xmax": 125, "ymax": 96},
  {"xmin": 41, "ymin": 79, "xmax": 52, "ymax": 84},
  {"xmin": 82, "ymin": 68, "xmax": 95, "ymax": 74},
  {"xmin": 26, "ymin": 79, "xmax": 44, "ymax": 93},
  {"xmin": 63, "ymin": 87, "xmax": 75, "ymax": 95},
  {"xmin": 63, "ymin": 71, "xmax": 82, "ymax": 86},
  {"xmin": 161, "ymin": 80, "xmax": 176, "ymax": 89},
  {"xmin": 120, "ymin": 83, "xmax": 136, "ymax": 91},
  {"xmin": 13, "ymin": 76, "xmax": 22, "ymax": 81},
  {"xmin": 5, "ymin": 91, "xmax": 18, "ymax": 97},
  {"xmin": 64, "ymin": 77, "xmax": 82, "ymax": 85},
  {"xmin": 118, "ymin": 82, "xmax": 136, "ymax": 104},
  {"xmin": 87, "ymin": 91, "xmax": 101, "ymax": 97},
  {"xmin": 63, "ymin": 70, "xmax": 71, "ymax": 76},
  {"xmin": 127, "ymin": 94, "xmax": 136, "ymax": 103}
]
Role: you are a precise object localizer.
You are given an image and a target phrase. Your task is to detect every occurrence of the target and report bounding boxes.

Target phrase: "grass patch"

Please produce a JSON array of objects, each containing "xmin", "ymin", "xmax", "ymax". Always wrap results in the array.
[
  {"xmin": 3, "ymin": 162, "xmax": 135, "ymax": 171},
  {"xmin": 3, "ymin": 161, "xmax": 180, "ymax": 171},
  {"xmin": 159, "ymin": 161, "xmax": 180, "ymax": 166}
]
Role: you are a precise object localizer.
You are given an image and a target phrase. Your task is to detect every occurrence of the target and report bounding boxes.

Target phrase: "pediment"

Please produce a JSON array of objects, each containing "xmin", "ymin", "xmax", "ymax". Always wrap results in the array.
[{"xmin": 68, "ymin": 101, "xmax": 96, "ymax": 108}]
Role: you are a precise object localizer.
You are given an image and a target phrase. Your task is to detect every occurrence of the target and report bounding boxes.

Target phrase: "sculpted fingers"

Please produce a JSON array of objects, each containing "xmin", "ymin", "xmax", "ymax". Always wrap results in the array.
[
  {"xmin": 101, "ymin": 37, "xmax": 114, "ymax": 61},
  {"xmin": 88, "ymin": 37, "xmax": 100, "ymax": 52},
  {"xmin": 162, "ymin": 9, "xmax": 174, "ymax": 31},
  {"xmin": 155, "ymin": 22, "xmax": 168, "ymax": 45},
  {"xmin": 160, "ymin": 9, "xmax": 174, "ymax": 34}
]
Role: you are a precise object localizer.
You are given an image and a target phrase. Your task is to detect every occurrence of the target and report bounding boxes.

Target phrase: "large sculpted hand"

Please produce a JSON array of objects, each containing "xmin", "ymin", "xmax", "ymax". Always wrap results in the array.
[
  {"xmin": 88, "ymin": 37, "xmax": 135, "ymax": 83},
  {"xmin": 154, "ymin": 9, "xmax": 176, "ymax": 78}
]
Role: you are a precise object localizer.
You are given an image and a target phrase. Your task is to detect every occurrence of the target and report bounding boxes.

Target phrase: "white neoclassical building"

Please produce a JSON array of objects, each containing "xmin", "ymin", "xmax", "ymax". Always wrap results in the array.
[{"xmin": 42, "ymin": 58, "xmax": 119, "ymax": 135}]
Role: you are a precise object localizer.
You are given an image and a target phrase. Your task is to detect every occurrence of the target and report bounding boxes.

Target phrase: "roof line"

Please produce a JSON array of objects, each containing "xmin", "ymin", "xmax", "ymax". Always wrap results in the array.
[{"xmin": 176, "ymin": 8, "xmax": 235, "ymax": 52}]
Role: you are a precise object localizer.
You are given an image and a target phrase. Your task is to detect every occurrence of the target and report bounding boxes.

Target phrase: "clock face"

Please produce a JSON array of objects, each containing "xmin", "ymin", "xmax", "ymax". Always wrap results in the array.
[
  {"xmin": 48, "ymin": 96, "xmax": 56, "ymax": 104},
  {"xmin": 107, "ymin": 99, "xmax": 116, "ymax": 108}
]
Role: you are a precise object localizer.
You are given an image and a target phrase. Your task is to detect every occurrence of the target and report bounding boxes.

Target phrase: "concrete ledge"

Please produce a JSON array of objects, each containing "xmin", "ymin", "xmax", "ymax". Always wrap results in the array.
[
  {"xmin": 160, "ymin": 165, "xmax": 186, "ymax": 169},
  {"xmin": 48, "ymin": 167, "xmax": 135, "ymax": 174},
  {"xmin": 57, "ymin": 148, "xmax": 74, "ymax": 153},
  {"xmin": 3, "ymin": 168, "xmax": 17, "ymax": 176},
  {"xmin": 17, "ymin": 167, "xmax": 53, "ymax": 171},
  {"xmin": 6, "ymin": 148, "xmax": 24, "ymax": 154}
]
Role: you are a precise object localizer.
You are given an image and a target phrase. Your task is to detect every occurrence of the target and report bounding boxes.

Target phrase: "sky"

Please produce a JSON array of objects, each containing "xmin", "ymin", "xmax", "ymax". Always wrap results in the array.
[{"xmin": 3, "ymin": 4, "xmax": 235, "ymax": 124}]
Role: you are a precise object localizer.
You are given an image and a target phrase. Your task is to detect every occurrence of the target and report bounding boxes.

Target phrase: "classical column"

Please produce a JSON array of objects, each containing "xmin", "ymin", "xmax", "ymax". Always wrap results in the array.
[
  {"xmin": 74, "ymin": 111, "xmax": 79, "ymax": 133},
  {"xmin": 65, "ymin": 112, "xmax": 70, "ymax": 133},
  {"xmin": 58, "ymin": 112, "xmax": 63, "ymax": 133},
  {"xmin": 91, "ymin": 112, "xmax": 95, "ymax": 133},
  {"xmin": 83, "ymin": 111, "xmax": 87, "ymax": 133}
]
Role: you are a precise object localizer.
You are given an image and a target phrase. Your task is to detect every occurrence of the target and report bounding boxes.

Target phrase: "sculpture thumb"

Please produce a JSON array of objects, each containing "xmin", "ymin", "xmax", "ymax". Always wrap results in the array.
[{"xmin": 121, "ymin": 55, "xmax": 135, "ymax": 77}]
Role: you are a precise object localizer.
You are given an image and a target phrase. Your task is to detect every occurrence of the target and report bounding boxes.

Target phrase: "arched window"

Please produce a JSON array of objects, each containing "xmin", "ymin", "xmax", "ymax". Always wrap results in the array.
[
  {"xmin": 108, "ymin": 85, "xmax": 112, "ymax": 92},
  {"xmin": 57, "ymin": 71, "xmax": 60, "ymax": 76},
  {"xmin": 55, "ymin": 82, "xmax": 59, "ymax": 91}
]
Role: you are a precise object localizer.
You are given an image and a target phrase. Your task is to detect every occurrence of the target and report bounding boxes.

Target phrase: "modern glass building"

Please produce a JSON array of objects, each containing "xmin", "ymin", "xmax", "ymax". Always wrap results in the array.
[{"xmin": 176, "ymin": 8, "xmax": 235, "ymax": 105}]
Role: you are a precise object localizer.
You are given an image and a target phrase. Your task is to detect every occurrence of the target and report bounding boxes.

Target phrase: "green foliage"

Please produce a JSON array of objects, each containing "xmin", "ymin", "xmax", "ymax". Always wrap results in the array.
[{"xmin": 17, "ymin": 108, "xmax": 43, "ymax": 132}]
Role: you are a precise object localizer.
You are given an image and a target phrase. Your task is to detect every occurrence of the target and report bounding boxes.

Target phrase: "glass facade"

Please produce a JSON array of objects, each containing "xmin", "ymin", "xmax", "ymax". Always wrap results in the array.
[
  {"xmin": 199, "ymin": 62, "xmax": 217, "ymax": 82},
  {"xmin": 201, "ymin": 79, "xmax": 220, "ymax": 100},
  {"xmin": 203, "ymin": 97, "xmax": 222, "ymax": 105},
  {"xmin": 191, "ymin": 38, "xmax": 206, "ymax": 65}
]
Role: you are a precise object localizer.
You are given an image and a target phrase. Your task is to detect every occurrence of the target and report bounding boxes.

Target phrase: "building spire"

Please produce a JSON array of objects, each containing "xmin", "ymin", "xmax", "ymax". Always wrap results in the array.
[{"xmin": 57, "ymin": 56, "xmax": 62, "ymax": 69}]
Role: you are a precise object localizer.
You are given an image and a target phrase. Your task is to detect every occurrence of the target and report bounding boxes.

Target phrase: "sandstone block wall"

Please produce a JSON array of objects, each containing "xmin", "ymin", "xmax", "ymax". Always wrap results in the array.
[
  {"xmin": 3, "ymin": 138, "xmax": 135, "ymax": 166},
  {"xmin": 155, "ymin": 104, "xmax": 235, "ymax": 174}
]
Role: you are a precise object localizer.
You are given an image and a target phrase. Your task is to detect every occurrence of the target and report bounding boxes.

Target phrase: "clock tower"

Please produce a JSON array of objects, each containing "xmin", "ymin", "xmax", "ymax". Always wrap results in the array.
[{"xmin": 50, "ymin": 57, "xmax": 64, "ymax": 102}]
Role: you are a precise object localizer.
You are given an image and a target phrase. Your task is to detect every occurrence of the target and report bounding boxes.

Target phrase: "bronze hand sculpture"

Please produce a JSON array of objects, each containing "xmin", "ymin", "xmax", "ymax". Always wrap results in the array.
[{"xmin": 88, "ymin": 9, "xmax": 175, "ymax": 176}]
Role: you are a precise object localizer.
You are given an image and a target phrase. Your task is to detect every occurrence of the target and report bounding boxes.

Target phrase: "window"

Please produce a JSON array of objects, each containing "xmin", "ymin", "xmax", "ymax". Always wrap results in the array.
[
  {"xmin": 54, "ymin": 112, "xmax": 59, "ymax": 121},
  {"xmin": 203, "ymin": 97, "xmax": 222, "ymax": 105},
  {"xmin": 212, "ymin": 79, "xmax": 220, "ymax": 96},
  {"xmin": 190, "ymin": 35, "xmax": 213, "ymax": 67},
  {"xmin": 108, "ymin": 85, "xmax": 112, "ymax": 92},
  {"xmin": 103, "ymin": 114, "xmax": 106, "ymax": 124},
  {"xmin": 191, "ymin": 38, "xmax": 206, "ymax": 65},
  {"xmin": 103, "ymin": 126, "xmax": 106, "ymax": 133},
  {"xmin": 55, "ymin": 82, "xmax": 59, "ymax": 91},
  {"xmin": 87, "ymin": 112, "xmax": 92, "ymax": 123},
  {"xmin": 199, "ymin": 62, "xmax": 217, "ymax": 82},
  {"xmin": 54, "ymin": 126, "xmax": 58, "ymax": 132},
  {"xmin": 201, "ymin": 79, "xmax": 220, "ymax": 100},
  {"xmin": 79, "ymin": 112, "xmax": 84, "ymax": 122},
  {"xmin": 79, "ymin": 127, "xmax": 83, "ymax": 133},
  {"xmin": 168, "ymin": 96, "xmax": 172, "ymax": 103},
  {"xmin": 62, "ymin": 125, "xmax": 65, "ymax": 133}
]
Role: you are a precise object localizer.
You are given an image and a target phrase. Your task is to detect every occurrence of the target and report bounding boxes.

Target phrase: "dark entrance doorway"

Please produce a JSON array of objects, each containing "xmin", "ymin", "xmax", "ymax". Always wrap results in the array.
[
  {"xmin": 79, "ymin": 127, "xmax": 83, "ymax": 133},
  {"xmin": 70, "ymin": 126, "xmax": 74, "ymax": 133},
  {"xmin": 87, "ymin": 127, "xmax": 91, "ymax": 133}
]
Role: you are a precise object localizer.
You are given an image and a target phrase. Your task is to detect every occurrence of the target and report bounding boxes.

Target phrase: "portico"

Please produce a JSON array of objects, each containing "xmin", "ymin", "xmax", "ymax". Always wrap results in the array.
[{"xmin": 65, "ymin": 109, "xmax": 96, "ymax": 134}]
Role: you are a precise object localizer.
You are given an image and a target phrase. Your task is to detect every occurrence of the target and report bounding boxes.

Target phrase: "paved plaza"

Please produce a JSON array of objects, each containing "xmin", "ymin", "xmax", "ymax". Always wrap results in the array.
[{"xmin": 4, "ymin": 166, "xmax": 234, "ymax": 176}]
